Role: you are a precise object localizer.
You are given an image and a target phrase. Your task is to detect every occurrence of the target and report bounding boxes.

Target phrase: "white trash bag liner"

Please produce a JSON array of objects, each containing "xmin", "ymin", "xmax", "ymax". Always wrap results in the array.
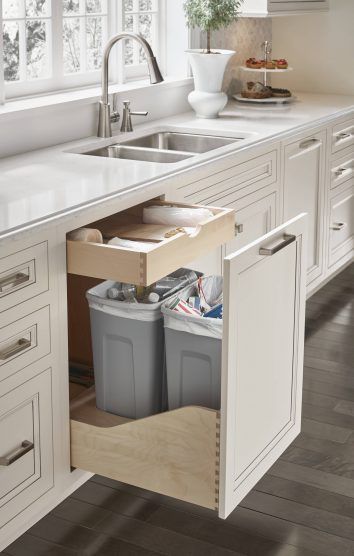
[
  {"xmin": 143, "ymin": 205, "xmax": 214, "ymax": 227},
  {"xmin": 162, "ymin": 275, "xmax": 223, "ymax": 340}
]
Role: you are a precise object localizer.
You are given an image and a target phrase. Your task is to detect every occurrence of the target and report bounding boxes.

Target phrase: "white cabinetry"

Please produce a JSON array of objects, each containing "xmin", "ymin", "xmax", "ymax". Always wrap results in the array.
[
  {"xmin": 240, "ymin": 0, "xmax": 328, "ymax": 16},
  {"xmin": 283, "ymin": 130, "xmax": 326, "ymax": 292}
]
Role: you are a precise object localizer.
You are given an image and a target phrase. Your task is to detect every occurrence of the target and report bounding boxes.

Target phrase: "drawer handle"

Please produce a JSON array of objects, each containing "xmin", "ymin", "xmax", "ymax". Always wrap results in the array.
[
  {"xmin": 334, "ymin": 167, "xmax": 348, "ymax": 177},
  {"xmin": 259, "ymin": 234, "xmax": 296, "ymax": 256},
  {"xmin": 235, "ymin": 224, "xmax": 244, "ymax": 235},
  {"xmin": 0, "ymin": 338, "xmax": 31, "ymax": 360},
  {"xmin": 331, "ymin": 222, "xmax": 346, "ymax": 231},
  {"xmin": 299, "ymin": 138, "xmax": 321, "ymax": 150},
  {"xmin": 0, "ymin": 272, "xmax": 29, "ymax": 293},
  {"xmin": 0, "ymin": 440, "xmax": 34, "ymax": 466},
  {"xmin": 336, "ymin": 132, "xmax": 352, "ymax": 141}
]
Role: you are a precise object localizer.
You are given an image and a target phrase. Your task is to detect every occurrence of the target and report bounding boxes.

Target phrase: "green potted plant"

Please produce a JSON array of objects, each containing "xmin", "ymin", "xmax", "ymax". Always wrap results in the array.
[{"xmin": 184, "ymin": 0, "xmax": 243, "ymax": 118}]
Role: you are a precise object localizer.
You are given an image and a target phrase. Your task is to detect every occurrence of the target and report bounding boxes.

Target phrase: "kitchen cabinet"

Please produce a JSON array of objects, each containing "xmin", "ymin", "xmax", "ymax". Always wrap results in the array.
[
  {"xmin": 283, "ymin": 130, "xmax": 326, "ymax": 292},
  {"xmin": 69, "ymin": 212, "xmax": 307, "ymax": 519},
  {"xmin": 328, "ymin": 180, "xmax": 354, "ymax": 271},
  {"xmin": 240, "ymin": 0, "xmax": 328, "ymax": 16}
]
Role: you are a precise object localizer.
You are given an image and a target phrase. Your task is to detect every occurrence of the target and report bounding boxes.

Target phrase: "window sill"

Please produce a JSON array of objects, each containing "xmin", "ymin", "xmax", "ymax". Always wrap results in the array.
[{"xmin": 0, "ymin": 77, "xmax": 193, "ymax": 122}]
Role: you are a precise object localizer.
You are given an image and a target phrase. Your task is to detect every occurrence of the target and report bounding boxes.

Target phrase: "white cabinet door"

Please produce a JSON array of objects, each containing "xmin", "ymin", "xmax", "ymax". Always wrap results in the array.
[
  {"xmin": 219, "ymin": 214, "xmax": 307, "ymax": 519},
  {"xmin": 283, "ymin": 131, "xmax": 326, "ymax": 290}
]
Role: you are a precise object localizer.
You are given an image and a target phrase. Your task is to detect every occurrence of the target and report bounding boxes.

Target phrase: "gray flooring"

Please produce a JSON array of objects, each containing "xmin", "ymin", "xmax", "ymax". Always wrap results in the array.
[{"xmin": 3, "ymin": 264, "xmax": 354, "ymax": 555}]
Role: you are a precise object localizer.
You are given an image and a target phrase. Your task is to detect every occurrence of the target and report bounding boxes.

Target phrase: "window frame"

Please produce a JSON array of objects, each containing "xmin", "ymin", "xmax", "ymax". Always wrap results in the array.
[{"xmin": 0, "ymin": 0, "xmax": 165, "ymax": 101}]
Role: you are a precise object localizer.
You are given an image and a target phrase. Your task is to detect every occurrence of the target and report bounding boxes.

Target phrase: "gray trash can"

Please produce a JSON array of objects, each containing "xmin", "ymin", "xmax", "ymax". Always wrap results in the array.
[
  {"xmin": 86, "ymin": 269, "xmax": 201, "ymax": 419},
  {"xmin": 162, "ymin": 276, "xmax": 223, "ymax": 411}
]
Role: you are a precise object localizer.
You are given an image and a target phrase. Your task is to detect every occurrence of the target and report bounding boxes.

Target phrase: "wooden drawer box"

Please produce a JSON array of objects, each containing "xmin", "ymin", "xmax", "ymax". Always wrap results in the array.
[
  {"xmin": 0, "ymin": 369, "xmax": 53, "ymax": 529},
  {"xmin": 0, "ymin": 242, "xmax": 48, "ymax": 314},
  {"xmin": 0, "ymin": 306, "xmax": 51, "ymax": 383},
  {"xmin": 67, "ymin": 200, "xmax": 235, "ymax": 286}
]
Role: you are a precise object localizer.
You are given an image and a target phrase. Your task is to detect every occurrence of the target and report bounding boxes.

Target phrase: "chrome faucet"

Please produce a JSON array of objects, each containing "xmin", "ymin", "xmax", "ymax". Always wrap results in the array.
[{"xmin": 97, "ymin": 32, "xmax": 164, "ymax": 138}]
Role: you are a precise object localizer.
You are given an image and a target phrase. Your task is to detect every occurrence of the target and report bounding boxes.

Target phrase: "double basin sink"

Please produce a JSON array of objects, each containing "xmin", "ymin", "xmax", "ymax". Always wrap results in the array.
[{"xmin": 81, "ymin": 130, "xmax": 247, "ymax": 164}]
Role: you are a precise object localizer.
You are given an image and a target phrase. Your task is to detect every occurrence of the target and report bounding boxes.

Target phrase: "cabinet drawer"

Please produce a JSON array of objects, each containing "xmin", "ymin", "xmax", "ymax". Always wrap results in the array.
[
  {"xmin": 328, "ymin": 181, "xmax": 354, "ymax": 269},
  {"xmin": 67, "ymin": 200, "xmax": 235, "ymax": 286},
  {"xmin": 330, "ymin": 151, "xmax": 354, "ymax": 190},
  {"xmin": 332, "ymin": 118, "xmax": 354, "ymax": 155},
  {"xmin": 0, "ymin": 306, "xmax": 51, "ymax": 383},
  {"xmin": 177, "ymin": 151, "xmax": 277, "ymax": 205},
  {"xmin": 0, "ymin": 369, "xmax": 53, "ymax": 529},
  {"xmin": 0, "ymin": 243, "xmax": 48, "ymax": 314},
  {"xmin": 70, "ymin": 214, "xmax": 307, "ymax": 520}
]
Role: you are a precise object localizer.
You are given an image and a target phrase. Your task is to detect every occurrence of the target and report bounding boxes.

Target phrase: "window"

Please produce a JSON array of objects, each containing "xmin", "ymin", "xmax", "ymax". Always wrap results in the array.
[{"xmin": 0, "ymin": 0, "xmax": 164, "ymax": 100}]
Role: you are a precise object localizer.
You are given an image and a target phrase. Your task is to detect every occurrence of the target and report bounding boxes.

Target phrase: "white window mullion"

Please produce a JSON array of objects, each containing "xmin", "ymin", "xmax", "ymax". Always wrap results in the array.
[
  {"xmin": 80, "ymin": 0, "xmax": 86, "ymax": 73},
  {"xmin": 0, "ymin": 0, "xmax": 4, "ymax": 104},
  {"xmin": 19, "ymin": 0, "xmax": 26, "ymax": 81},
  {"xmin": 51, "ymin": 0, "xmax": 62, "ymax": 87}
]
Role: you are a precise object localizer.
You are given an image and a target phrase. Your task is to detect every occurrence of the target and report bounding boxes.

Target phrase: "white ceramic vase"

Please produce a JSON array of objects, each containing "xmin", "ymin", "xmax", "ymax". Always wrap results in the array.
[{"xmin": 186, "ymin": 49, "xmax": 235, "ymax": 119}]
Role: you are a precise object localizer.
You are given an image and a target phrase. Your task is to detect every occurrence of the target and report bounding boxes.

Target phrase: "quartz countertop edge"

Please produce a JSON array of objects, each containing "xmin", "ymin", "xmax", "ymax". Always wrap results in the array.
[{"xmin": 1, "ymin": 93, "xmax": 354, "ymax": 241}]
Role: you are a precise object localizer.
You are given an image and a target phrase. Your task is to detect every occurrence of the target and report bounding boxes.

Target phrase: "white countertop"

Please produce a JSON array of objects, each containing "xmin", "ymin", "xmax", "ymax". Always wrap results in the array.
[{"xmin": 1, "ymin": 92, "xmax": 354, "ymax": 240}]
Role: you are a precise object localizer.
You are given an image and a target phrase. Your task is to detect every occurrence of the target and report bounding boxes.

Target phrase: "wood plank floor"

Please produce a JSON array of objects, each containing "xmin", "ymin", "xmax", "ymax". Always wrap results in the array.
[{"xmin": 3, "ymin": 264, "xmax": 354, "ymax": 556}]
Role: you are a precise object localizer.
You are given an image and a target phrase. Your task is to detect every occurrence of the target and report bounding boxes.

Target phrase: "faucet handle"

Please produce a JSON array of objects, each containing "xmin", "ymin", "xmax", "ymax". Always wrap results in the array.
[{"xmin": 110, "ymin": 93, "xmax": 120, "ymax": 123}]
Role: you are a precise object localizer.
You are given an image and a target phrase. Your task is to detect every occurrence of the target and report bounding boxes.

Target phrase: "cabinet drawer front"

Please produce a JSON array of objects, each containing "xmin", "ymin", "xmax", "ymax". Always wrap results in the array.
[
  {"xmin": 0, "ymin": 306, "xmax": 51, "ymax": 383},
  {"xmin": 328, "ymin": 182, "xmax": 354, "ymax": 269},
  {"xmin": 0, "ymin": 243, "xmax": 48, "ymax": 314},
  {"xmin": 67, "ymin": 201, "xmax": 235, "ymax": 286},
  {"xmin": 0, "ymin": 369, "xmax": 53, "ymax": 529},
  {"xmin": 268, "ymin": 0, "xmax": 328, "ymax": 12},
  {"xmin": 331, "ymin": 151, "xmax": 354, "ymax": 190},
  {"xmin": 178, "ymin": 151, "xmax": 277, "ymax": 205},
  {"xmin": 332, "ymin": 118, "xmax": 354, "ymax": 155}
]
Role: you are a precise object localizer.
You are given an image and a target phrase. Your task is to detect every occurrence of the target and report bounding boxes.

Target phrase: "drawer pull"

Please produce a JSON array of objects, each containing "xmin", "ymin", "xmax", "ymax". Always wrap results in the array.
[
  {"xmin": 299, "ymin": 138, "xmax": 321, "ymax": 150},
  {"xmin": 259, "ymin": 234, "xmax": 296, "ymax": 256},
  {"xmin": 334, "ymin": 167, "xmax": 348, "ymax": 177},
  {"xmin": 0, "ymin": 272, "xmax": 29, "ymax": 293},
  {"xmin": 235, "ymin": 224, "xmax": 244, "ymax": 235},
  {"xmin": 336, "ymin": 132, "xmax": 352, "ymax": 141},
  {"xmin": 0, "ymin": 338, "xmax": 31, "ymax": 360},
  {"xmin": 330, "ymin": 222, "xmax": 346, "ymax": 231},
  {"xmin": 0, "ymin": 440, "xmax": 34, "ymax": 466}
]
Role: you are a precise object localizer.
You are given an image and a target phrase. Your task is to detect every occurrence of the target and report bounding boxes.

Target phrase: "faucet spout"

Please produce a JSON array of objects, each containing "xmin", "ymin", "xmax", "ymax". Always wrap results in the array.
[{"xmin": 98, "ymin": 32, "xmax": 164, "ymax": 138}]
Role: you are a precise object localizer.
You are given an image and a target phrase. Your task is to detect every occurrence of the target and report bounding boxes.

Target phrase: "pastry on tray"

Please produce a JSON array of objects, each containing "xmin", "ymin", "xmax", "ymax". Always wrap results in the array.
[
  {"xmin": 271, "ymin": 87, "xmax": 292, "ymax": 98},
  {"xmin": 241, "ymin": 81, "xmax": 272, "ymax": 99},
  {"xmin": 264, "ymin": 60, "xmax": 277, "ymax": 69},
  {"xmin": 246, "ymin": 57, "xmax": 263, "ymax": 69},
  {"xmin": 276, "ymin": 59, "xmax": 289, "ymax": 69}
]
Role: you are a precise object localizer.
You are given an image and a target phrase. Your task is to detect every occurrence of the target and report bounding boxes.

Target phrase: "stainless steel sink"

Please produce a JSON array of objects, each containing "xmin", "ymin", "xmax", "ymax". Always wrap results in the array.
[
  {"xmin": 122, "ymin": 132, "xmax": 241, "ymax": 153},
  {"xmin": 83, "ymin": 144, "xmax": 193, "ymax": 163},
  {"xmin": 79, "ymin": 130, "xmax": 243, "ymax": 164}
]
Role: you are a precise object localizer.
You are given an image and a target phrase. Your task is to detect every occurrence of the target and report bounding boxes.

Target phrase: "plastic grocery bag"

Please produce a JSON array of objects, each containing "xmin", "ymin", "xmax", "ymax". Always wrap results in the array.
[
  {"xmin": 143, "ymin": 205, "xmax": 214, "ymax": 227},
  {"xmin": 162, "ymin": 276, "xmax": 223, "ymax": 340},
  {"xmin": 108, "ymin": 237, "xmax": 155, "ymax": 252}
]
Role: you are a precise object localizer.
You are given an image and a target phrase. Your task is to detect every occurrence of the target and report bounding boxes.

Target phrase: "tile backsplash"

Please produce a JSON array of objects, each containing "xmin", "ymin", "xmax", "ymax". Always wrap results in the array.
[{"xmin": 204, "ymin": 18, "xmax": 273, "ymax": 95}]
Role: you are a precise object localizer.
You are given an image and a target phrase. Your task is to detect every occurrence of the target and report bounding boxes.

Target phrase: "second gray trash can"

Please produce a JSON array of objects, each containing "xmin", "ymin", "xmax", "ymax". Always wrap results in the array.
[
  {"xmin": 86, "ymin": 269, "xmax": 201, "ymax": 419},
  {"xmin": 162, "ymin": 276, "xmax": 223, "ymax": 411}
]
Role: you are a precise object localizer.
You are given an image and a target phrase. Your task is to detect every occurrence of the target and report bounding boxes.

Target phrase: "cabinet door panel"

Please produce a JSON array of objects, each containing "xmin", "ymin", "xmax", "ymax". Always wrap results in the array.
[
  {"xmin": 283, "ymin": 131, "xmax": 326, "ymax": 289},
  {"xmin": 219, "ymin": 214, "xmax": 307, "ymax": 519}
]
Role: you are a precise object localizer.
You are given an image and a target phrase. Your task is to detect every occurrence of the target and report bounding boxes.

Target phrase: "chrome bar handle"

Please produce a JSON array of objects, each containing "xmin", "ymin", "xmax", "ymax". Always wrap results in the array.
[
  {"xmin": 259, "ymin": 234, "xmax": 296, "ymax": 256},
  {"xmin": 336, "ymin": 132, "xmax": 352, "ymax": 141},
  {"xmin": 330, "ymin": 222, "xmax": 346, "ymax": 231},
  {"xmin": 0, "ymin": 272, "xmax": 29, "ymax": 293},
  {"xmin": 334, "ymin": 167, "xmax": 347, "ymax": 177},
  {"xmin": 0, "ymin": 441, "xmax": 34, "ymax": 466},
  {"xmin": 299, "ymin": 138, "xmax": 321, "ymax": 150},
  {"xmin": 0, "ymin": 338, "xmax": 31, "ymax": 360}
]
